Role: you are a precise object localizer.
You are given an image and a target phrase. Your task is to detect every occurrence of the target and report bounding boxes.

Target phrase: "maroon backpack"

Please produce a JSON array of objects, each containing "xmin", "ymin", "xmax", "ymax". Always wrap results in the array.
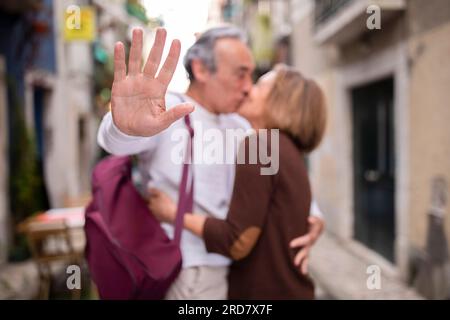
[{"xmin": 84, "ymin": 116, "xmax": 194, "ymax": 300}]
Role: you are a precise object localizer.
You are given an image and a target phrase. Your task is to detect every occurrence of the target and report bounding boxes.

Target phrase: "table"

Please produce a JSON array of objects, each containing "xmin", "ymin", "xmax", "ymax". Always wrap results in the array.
[{"xmin": 18, "ymin": 207, "xmax": 86, "ymax": 299}]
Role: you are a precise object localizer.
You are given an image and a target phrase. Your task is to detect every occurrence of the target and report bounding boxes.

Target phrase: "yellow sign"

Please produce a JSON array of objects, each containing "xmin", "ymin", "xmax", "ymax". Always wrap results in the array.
[{"xmin": 63, "ymin": 6, "xmax": 96, "ymax": 42}]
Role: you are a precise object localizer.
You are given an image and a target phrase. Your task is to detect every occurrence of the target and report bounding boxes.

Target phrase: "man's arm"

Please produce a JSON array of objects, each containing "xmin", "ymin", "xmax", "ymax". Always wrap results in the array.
[{"xmin": 97, "ymin": 111, "xmax": 158, "ymax": 155}]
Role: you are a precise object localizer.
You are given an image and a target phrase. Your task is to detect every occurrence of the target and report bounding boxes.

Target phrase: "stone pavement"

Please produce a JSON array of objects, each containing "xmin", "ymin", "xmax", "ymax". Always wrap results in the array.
[
  {"xmin": 1, "ymin": 232, "xmax": 425, "ymax": 300},
  {"xmin": 309, "ymin": 232, "xmax": 423, "ymax": 300},
  {"xmin": 0, "ymin": 261, "xmax": 39, "ymax": 299}
]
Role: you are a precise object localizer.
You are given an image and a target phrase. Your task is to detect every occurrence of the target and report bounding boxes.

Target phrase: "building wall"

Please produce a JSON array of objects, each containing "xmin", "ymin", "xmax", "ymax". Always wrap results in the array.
[
  {"xmin": 22, "ymin": 0, "xmax": 96, "ymax": 208},
  {"xmin": 290, "ymin": 0, "xmax": 450, "ymax": 278},
  {"xmin": 407, "ymin": 20, "xmax": 450, "ymax": 250},
  {"xmin": 291, "ymin": 7, "xmax": 348, "ymax": 239},
  {"xmin": 0, "ymin": 56, "xmax": 9, "ymax": 264}
]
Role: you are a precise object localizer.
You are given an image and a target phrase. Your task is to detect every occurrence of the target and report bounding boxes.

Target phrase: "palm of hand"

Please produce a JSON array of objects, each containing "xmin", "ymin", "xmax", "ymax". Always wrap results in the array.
[{"xmin": 112, "ymin": 75, "xmax": 167, "ymax": 136}]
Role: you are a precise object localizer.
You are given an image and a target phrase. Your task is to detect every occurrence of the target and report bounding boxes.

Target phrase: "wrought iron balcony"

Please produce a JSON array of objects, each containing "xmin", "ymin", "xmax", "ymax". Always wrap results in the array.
[
  {"xmin": 313, "ymin": 0, "xmax": 406, "ymax": 45},
  {"xmin": 314, "ymin": 0, "xmax": 353, "ymax": 27}
]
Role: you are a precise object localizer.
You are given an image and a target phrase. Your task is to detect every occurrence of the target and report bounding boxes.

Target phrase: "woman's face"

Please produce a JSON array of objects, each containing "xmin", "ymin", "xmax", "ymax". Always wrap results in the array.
[{"xmin": 237, "ymin": 71, "xmax": 277, "ymax": 127}]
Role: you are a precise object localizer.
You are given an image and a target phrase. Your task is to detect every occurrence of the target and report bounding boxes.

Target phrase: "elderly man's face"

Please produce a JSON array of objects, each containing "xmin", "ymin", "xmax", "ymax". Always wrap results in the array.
[{"xmin": 204, "ymin": 38, "xmax": 255, "ymax": 114}]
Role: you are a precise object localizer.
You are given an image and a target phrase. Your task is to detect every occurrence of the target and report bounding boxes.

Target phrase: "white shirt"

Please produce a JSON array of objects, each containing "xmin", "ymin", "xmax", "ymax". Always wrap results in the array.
[{"xmin": 97, "ymin": 92, "xmax": 324, "ymax": 268}]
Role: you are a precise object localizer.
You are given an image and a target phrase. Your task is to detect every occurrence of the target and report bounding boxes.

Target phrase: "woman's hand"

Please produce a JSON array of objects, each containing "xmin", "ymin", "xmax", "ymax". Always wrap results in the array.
[
  {"xmin": 290, "ymin": 216, "xmax": 325, "ymax": 275},
  {"xmin": 148, "ymin": 188, "xmax": 177, "ymax": 224}
]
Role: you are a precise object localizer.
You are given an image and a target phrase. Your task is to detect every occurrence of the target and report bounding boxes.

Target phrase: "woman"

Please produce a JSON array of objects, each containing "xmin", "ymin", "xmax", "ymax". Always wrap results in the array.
[{"xmin": 150, "ymin": 64, "xmax": 327, "ymax": 299}]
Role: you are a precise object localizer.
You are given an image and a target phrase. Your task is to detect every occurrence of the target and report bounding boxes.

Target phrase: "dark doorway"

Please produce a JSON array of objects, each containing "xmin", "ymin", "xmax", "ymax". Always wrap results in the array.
[
  {"xmin": 351, "ymin": 77, "xmax": 395, "ymax": 262},
  {"xmin": 33, "ymin": 86, "xmax": 51, "ymax": 210}
]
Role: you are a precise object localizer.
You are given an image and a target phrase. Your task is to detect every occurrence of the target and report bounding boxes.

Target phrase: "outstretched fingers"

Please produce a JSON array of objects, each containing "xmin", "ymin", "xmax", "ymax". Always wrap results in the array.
[
  {"xmin": 128, "ymin": 28, "xmax": 143, "ymax": 76},
  {"xmin": 143, "ymin": 28, "xmax": 167, "ymax": 78},
  {"xmin": 294, "ymin": 247, "xmax": 309, "ymax": 268},
  {"xmin": 290, "ymin": 234, "xmax": 311, "ymax": 249},
  {"xmin": 114, "ymin": 42, "xmax": 126, "ymax": 82},
  {"xmin": 301, "ymin": 257, "xmax": 309, "ymax": 275},
  {"xmin": 156, "ymin": 39, "xmax": 181, "ymax": 88}
]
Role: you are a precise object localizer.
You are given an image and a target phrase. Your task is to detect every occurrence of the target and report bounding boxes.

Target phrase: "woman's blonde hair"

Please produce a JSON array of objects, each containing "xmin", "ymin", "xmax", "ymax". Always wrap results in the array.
[{"xmin": 264, "ymin": 64, "xmax": 327, "ymax": 153}]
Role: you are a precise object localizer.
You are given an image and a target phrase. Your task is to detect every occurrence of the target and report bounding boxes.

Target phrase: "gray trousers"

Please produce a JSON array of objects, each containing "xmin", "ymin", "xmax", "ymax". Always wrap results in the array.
[{"xmin": 164, "ymin": 266, "xmax": 229, "ymax": 300}]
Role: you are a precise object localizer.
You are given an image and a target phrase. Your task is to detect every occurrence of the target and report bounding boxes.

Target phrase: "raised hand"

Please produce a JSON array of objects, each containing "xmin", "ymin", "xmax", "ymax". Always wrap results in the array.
[{"xmin": 111, "ymin": 28, "xmax": 194, "ymax": 137}]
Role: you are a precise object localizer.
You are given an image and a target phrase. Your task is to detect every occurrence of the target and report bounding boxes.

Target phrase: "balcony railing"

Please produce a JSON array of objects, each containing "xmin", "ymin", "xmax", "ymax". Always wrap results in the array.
[
  {"xmin": 314, "ymin": 0, "xmax": 353, "ymax": 27},
  {"xmin": 313, "ymin": 0, "xmax": 406, "ymax": 45}
]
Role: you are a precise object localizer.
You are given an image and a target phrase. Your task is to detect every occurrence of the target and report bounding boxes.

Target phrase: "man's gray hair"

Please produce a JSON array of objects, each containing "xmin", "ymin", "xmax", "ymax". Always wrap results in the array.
[{"xmin": 184, "ymin": 26, "xmax": 248, "ymax": 81}]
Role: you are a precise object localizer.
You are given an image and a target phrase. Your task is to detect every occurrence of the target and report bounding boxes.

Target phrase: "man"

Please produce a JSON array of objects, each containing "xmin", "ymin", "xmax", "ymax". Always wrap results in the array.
[{"xmin": 97, "ymin": 26, "xmax": 324, "ymax": 299}]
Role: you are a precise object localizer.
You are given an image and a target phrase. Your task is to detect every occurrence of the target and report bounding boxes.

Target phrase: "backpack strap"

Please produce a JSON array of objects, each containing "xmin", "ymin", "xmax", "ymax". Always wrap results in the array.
[{"xmin": 171, "ymin": 93, "xmax": 194, "ymax": 245}]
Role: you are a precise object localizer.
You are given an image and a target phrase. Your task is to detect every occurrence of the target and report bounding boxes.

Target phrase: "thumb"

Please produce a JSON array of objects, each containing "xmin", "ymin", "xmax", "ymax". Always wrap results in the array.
[{"xmin": 158, "ymin": 103, "xmax": 194, "ymax": 128}]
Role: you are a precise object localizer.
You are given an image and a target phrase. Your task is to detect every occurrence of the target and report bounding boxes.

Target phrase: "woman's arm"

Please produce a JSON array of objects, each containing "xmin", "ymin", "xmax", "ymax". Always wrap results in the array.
[
  {"xmin": 149, "ymin": 186, "xmax": 268, "ymax": 261},
  {"xmin": 183, "ymin": 214, "xmax": 206, "ymax": 237},
  {"xmin": 201, "ymin": 137, "xmax": 275, "ymax": 260}
]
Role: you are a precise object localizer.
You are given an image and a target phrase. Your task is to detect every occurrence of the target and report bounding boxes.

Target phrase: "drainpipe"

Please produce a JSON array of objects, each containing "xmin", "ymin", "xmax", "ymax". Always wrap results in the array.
[{"xmin": 414, "ymin": 176, "xmax": 450, "ymax": 299}]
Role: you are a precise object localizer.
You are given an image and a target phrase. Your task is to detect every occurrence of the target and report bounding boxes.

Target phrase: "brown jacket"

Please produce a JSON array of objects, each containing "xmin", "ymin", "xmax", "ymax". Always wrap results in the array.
[{"xmin": 203, "ymin": 131, "xmax": 314, "ymax": 299}]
